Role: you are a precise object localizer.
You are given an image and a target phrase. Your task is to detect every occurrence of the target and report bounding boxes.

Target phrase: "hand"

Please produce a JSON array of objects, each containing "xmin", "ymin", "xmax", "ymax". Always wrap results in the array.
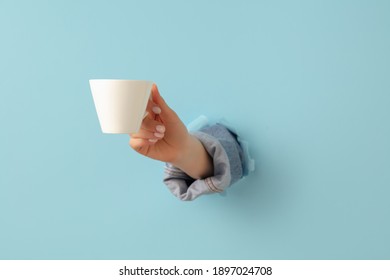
[
  {"xmin": 129, "ymin": 84, "xmax": 213, "ymax": 179},
  {"xmin": 129, "ymin": 84, "xmax": 188, "ymax": 163}
]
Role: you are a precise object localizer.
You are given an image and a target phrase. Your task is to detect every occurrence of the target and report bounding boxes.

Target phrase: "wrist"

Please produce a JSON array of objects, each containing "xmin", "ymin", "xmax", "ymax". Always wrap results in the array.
[
  {"xmin": 169, "ymin": 133, "xmax": 213, "ymax": 179},
  {"xmin": 169, "ymin": 133, "xmax": 195, "ymax": 168}
]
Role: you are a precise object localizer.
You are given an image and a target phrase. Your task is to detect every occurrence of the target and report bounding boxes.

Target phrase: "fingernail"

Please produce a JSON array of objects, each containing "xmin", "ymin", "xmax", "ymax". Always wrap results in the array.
[
  {"xmin": 154, "ymin": 132, "xmax": 164, "ymax": 138},
  {"xmin": 149, "ymin": 138, "xmax": 158, "ymax": 143},
  {"xmin": 152, "ymin": 106, "xmax": 161, "ymax": 114},
  {"xmin": 156, "ymin": 125, "xmax": 165, "ymax": 133}
]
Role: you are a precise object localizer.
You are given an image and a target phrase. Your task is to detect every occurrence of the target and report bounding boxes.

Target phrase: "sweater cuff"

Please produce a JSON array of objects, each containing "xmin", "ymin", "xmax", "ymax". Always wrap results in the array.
[{"xmin": 163, "ymin": 124, "xmax": 243, "ymax": 201}]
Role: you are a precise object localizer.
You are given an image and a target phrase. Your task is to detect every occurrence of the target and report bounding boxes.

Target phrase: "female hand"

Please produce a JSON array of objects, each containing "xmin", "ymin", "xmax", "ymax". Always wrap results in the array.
[{"xmin": 129, "ymin": 84, "xmax": 213, "ymax": 179}]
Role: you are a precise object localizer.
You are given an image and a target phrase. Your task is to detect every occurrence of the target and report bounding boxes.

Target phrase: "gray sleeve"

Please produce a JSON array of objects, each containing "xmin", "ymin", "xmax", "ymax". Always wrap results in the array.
[{"xmin": 163, "ymin": 124, "xmax": 244, "ymax": 201}]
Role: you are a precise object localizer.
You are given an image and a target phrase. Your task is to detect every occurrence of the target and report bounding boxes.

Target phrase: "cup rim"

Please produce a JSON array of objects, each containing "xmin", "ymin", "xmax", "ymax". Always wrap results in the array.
[{"xmin": 89, "ymin": 79, "xmax": 154, "ymax": 83}]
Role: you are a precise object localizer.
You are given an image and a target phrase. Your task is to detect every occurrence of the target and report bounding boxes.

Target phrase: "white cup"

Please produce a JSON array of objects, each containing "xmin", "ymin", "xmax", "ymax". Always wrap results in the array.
[{"xmin": 89, "ymin": 79, "xmax": 153, "ymax": 134}]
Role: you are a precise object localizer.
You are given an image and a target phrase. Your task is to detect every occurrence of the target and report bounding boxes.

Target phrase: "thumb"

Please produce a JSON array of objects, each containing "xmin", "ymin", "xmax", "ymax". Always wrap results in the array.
[{"xmin": 151, "ymin": 84, "xmax": 179, "ymax": 122}]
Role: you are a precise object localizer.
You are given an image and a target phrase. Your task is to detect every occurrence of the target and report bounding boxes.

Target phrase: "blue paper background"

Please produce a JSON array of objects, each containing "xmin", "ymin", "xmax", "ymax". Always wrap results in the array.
[{"xmin": 1, "ymin": 0, "xmax": 389, "ymax": 259}]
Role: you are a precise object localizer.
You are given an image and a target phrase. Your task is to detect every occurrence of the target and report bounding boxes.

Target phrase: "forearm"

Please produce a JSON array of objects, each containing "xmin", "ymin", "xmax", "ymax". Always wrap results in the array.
[{"xmin": 169, "ymin": 134, "xmax": 214, "ymax": 179}]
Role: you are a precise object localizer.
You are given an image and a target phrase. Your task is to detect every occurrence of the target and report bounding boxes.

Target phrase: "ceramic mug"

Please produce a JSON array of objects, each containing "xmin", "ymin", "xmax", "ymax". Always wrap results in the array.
[{"xmin": 89, "ymin": 79, "xmax": 153, "ymax": 134}]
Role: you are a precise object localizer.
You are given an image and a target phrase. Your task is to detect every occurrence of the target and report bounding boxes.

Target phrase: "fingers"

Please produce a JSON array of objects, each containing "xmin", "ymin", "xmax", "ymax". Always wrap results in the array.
[
  {"xmin": 130, "ymin": 83, "xmax": 181, "ymax": 154},
  {"xmin": 129, "ymin": 117, "xmax": 166, "ymax": 144},
  {"xmin": 151, "ymin": 84, "xmax": 179, "ymax": 122},
  {"xmin": 129, "ymin": 138, "xmax": 152, "ymax": 153},
  {"xmin": 145, "ymin": 94, "xmax": 162, "ymax": 120}
]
